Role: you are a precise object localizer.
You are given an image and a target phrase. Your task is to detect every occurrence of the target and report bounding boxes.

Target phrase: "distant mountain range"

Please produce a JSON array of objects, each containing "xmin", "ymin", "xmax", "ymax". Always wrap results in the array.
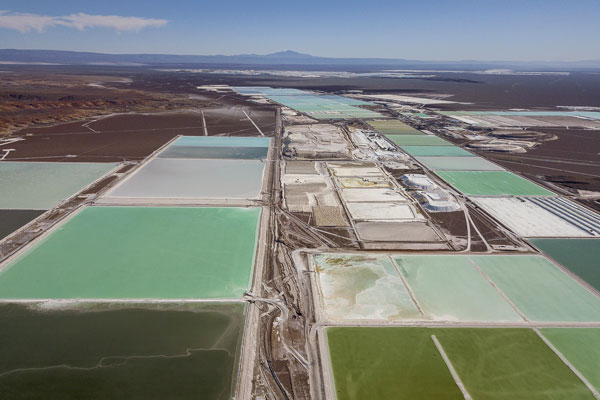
[{"xmin": 1, "ymin": 49, "xmax": 599, "ymax": 70}]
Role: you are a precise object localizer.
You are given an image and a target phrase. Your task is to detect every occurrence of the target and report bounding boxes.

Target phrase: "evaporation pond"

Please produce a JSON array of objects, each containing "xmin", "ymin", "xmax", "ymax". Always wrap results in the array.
[
  {"xmin": 401, "ymin": 145, "xmax": 474, "ymax": 157},
  {"xmin": 436, "ymin": 171, "xmax": 555, "ymax": 196},
  {"xmin": 386, "ymin": 134, "xmax": 450, "ymax": 146},
  {"xmin": 0, "ymin": 206, "xmax": 260, "ymax": 299},
  {"xmin": 367, "ymin": 120, "xmax": 423, "ymax": 135},
  {"xmin": 393, "ymin": 255, "xmax": 521, "ymax": 322},
  {"xmin": 327, "ymin": 327, "xmax": 596, "ymax": 400},
  {"xmin": 107, "ymin": 158, "xmax": 265, "ymax": 199},
  {"xmin": 416, "ymin": 156, "xmax": 504, "ymax": 171},
  {"xmin": 540, "ymin": 328, "xmax": 600, "ymax": 392},
  {"xmin": 433, "ymin": 328, "xmax": 596, "ymax": 400},
  {"xmin": 530, "ymin": 238, "xmax": 600, "ymax": 292},
  {"xmin": 159, "ymin": 136, "xmax": 270, "ymax": 159},
  {"xmin": 0, "ymin": 209, "xmax": 45, "ymax": 240},
  {"xmin": 0, "ymin": 302, "xmax": 245, "ymax": 400},
  {"xmin": 0, "ymin": 162, "xmax": 117, "ymax": 209},
  {"xmin": 472, "ymin": 255, "xmax": 600, "ymax": 322},
  {"xmin": 313, "ymin": 254, "xmax": 420, "ymax": 321},
  {"xmin": 326, "ymin": 327, "xmax": 464, "ymax": 400}
]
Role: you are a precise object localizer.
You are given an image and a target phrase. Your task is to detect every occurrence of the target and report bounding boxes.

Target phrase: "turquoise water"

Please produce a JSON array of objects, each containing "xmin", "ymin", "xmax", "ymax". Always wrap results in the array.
[
  {"xmin": 441, "ymin": 111, "xmax": 600, "ymax": 120},
  {"xmin": 473, "ymin": 255, "xmax": 600, "ymax": 322},
  {"xmin": 232, "ymin": 87, "xmax": 383, "ymax": 119},
  {"xmin": 171, "ymin": 136, "xmax": 270, "ymax": 148}
]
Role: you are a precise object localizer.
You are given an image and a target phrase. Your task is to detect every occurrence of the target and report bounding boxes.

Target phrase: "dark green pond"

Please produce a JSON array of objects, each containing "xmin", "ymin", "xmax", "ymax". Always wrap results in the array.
[{"xmin": 0, "ymin": 302, "xmax": 245, "ymax": 399}]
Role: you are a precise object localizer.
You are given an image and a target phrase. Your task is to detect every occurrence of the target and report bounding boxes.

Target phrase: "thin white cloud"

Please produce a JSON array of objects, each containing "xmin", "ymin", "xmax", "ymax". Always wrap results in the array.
[{"xmin": 0, "ymin": 10, "xmax": 167, "ymax": 33}]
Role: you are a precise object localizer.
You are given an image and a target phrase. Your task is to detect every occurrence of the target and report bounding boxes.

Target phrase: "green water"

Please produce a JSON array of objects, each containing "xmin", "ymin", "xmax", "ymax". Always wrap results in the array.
[
  {"xmin": 0, "ymin": 206, "xmax": 260, "ymax": 299},
  {"xmin": 327, "ymin": 327, "xmax": 463, "ymax": 400},
  {"xmin": 434, "ymin": 328, "xmax": 596, "ymax": 400},
  {"xmin": 394, "ymin": 255, "xmax": 521, "ymax": 322},
  {"xmin": 401, "ymin": 145, "xmax": 474, "ymax": 157},
  {"xmin": 530, "ymin": 238, "xmax": 600, "ymax": 292},
  {"xmin": 436, "ymin": 171, "xmax": 555, "ymax": 196},
  {"xmin": 368, "ymin": 120, "xmax": 423, "ymax": 135},
  {"xmin": 541, "ymin": 328, "xmax": 600, "ymax": 391},
  {"xmin": 0, "ymin": 302, "xmax": 245, "ymax": 400},
  {"xmin": 386, "ymin": 135, "xmax": 450, "ymax": 146},
  {"xmin": 416, "ymin": 156, "xmax": 504, "ymax": 171},
  {"xmin": 472, "ymin": 255, "xmax": 600, "ymax": 322},
  {"xmin": 327, "ymin": 327, "xmax": 595, "ymax": 400}
]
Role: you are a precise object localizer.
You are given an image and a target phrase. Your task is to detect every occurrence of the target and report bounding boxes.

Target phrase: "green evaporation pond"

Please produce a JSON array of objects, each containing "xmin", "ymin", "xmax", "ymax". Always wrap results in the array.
[
  {"xmin": 541, "ymin": 328, "xmax": 600, "ymax": 392},
  {"xmin": 401, "ymin": 145, "xmax": 474, "ymax": 157},
  {"xmin": 436, "ymin": 171, "xmax": 555, "ymax": 196},
  {"xmin": 472, "ymin": 255, "xmax": 600, "ymax": 322},
  {"xmin": 367, "ymin": 120, "xmax": 423, "ymax": 135},
  {"xmin": 0, "ymin": 206, "xmax": 260, "ymax": 299},
  {"xmin": 386, "ymin": 135, "xmax": 450, "ymax": 146},
  {"xmin": 0, "ymin": 302, "xmax": 245, "ymax": 400},
  {"xmin": 0, "ymin": 162, "xmax": 117, "ymax": 210},
  {"xmin": 434, "ymin": 328, "xmax": 596, "ymax": 400},
  {"xmin": 415, "ymin": 156, "xmax": 504, "ymax": 171},
  {"xmin": 327, "ymin": 327, "xmax": 464, "ymax": 400},
  {"xmin": 327, "ymin": 327, "xmax": 596, "ymax": 400},
  {"xmin": 529, "ymin": 238, "xmax": 600, "ymax": 292},
  {"xmin": 394, "ymin": 255, "xmax": 521, "ymax": 322}
]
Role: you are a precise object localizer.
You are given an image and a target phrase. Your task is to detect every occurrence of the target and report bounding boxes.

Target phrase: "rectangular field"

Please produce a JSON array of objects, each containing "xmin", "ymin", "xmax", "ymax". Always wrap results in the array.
[
  {"xmin": 386, "ymin": 134, "xmax": 451, "ymax": 146},
  {"xmin": 313, "ymin": 254, "xmax": 421, "ymax": 321},
  {"xmin": 540, "ymin": 328, "xmax": 600, "ymax": 392},
  {"xmin": 0, "ymin": 162, "xmax": 117, "ymax": 209},
  {"xmin": 472, "ymin": 255, "xmax": 600, "ymax": 322},
  {"xmin": 401, "ymin": 145, "xmax": 475, "ymax": 157},
  {"xmin": 326, "ymin": 327, "xmax": 464, "ymax": 400},
  {"xmin": 159, "ymin": 136, "xmax": 270, "ymax": 160},
  {"xmin": 326, "ymin": 327, "xmax": 595, "ymax": 400},
  {"xmin": 0, "ymin": 302, "xmax": 245, "ymax": 399},
  {"xmin": 530, "ymin": 238, "xmax": 600, "ymax": 291},
  {"xmin": 0, "ymin": 206, "xmax": 261, "ymax": 299},
  {"xmin": 106, "ymin": 158, "xmax": 266, "ymax": 200},
  {"xmin": 393, "ymin": 255, "xmax": 522, "ymax": 322},
  {"xmin": 346, "ymin": 202, "xmax": 421, "ymax": 220},
  {"xmin": 312, "ymin": 253, "xmax": 599, "ymax": 323},
  {"xmin": 474, "ymin": 197, "xmax": 597, "ymax": 237},
  {"xmin": 416, "ymin": 156, "xmax": 504, "ymax": 171},
  {"xmin": 436, "ymin": 171, "xmax": 555, "ymax": 196},
  {"xmin": 366, "ymin": 120, "xmax": 424, "ymax": 135}
]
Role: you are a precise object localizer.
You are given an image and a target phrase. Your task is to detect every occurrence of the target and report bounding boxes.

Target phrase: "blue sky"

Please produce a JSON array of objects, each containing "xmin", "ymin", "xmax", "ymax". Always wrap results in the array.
[{"xmin": 1, "ymin": 0, "xmax": 599, "ymax": 61}]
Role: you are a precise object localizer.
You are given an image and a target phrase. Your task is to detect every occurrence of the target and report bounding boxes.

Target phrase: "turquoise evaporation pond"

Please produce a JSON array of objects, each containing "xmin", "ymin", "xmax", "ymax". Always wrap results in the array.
[
  {"xmin": 171, "ymin": 136, "xmax": 271, "ymax": 148},
  {"xmin": 472, "ymin": 255, "xmax": 600, "ymax": 322},
  {"xmin": 159, "ymin": 136, "xmax": 271, "ymax": 160},
  {"xmin": 313, "ymin": 253, "xmax": 600, "ymax": 323},
  {"xmin": 0, "ymin": 162, "xmax": 117, "ymax": 210},
  {"xmin": 440, "ymin": 110, "xmax": 600, "ymax": 120},
  {"xmin": 401, "ymin": 145, "xmax": 475, "ymax": 157},
  {"xmin": 233, "ymin": 87, "xmax": 383, "ymax": 119},
  {"xmin": 393, "ymin": 255, "xmax": 522, "ymax": 322},
  {"xmin": 0, "ymin": 206, "xmax": 261, "ymax": 299},
  {"xmin": 529, "ymin": 238, "xmax": 600, "ymax": 292}
]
